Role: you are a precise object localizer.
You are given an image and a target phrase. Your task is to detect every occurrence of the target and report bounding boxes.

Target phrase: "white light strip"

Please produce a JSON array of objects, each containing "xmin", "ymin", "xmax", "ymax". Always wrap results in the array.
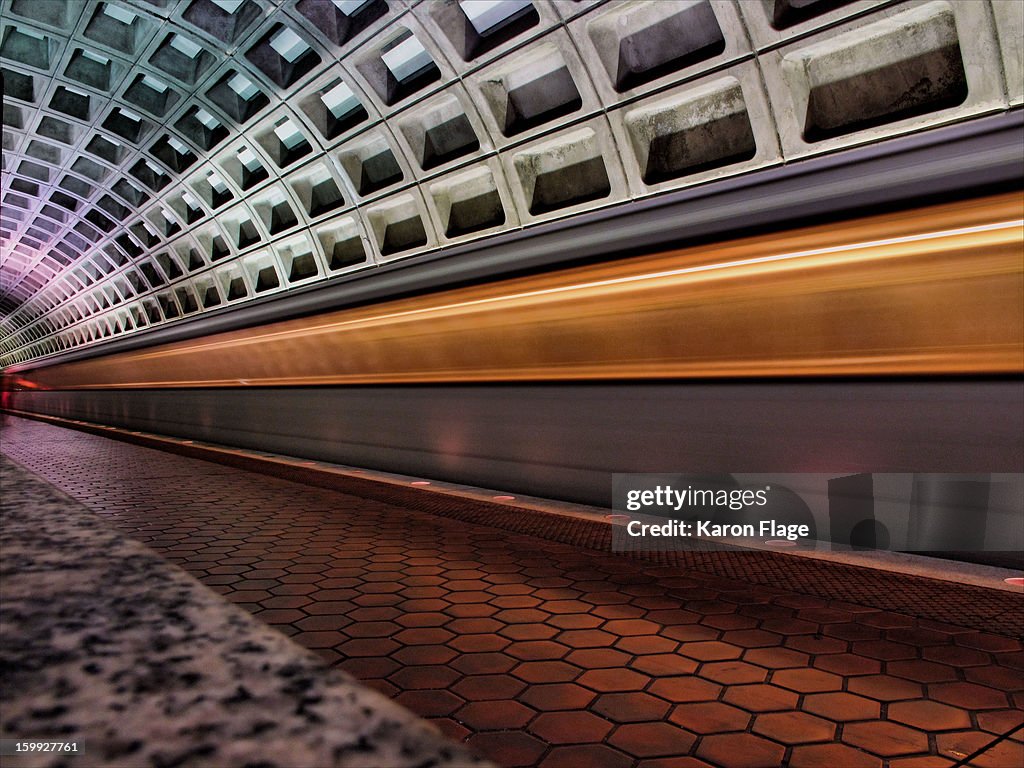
[
  {"xmin": 332, "ymin": 0, "xmax": 373, "ymax": 14},
  {"xmin": 270, "ymin": 27, "xmax": 308, "ymax": 63},
  {"xmin": 194, "ymin": 108, "xmax": 220, "ymax": 130},
  {"xmin": 141, "ymin": 75, "xmax": 169, "ymax": 93},
  {"xmin": 81, "ymin": 50, "xmax": 110, "ymax": 64},
  {"xmin": 460, "ymin": 0, "xmax": 532, "ymax": 35},
  {"xmin": 228, "ymin": 73, "xmax": 258, "ymax": 100},
  {"xmin": 381, "ymin": 34, "xmax": 432, "ymax": 82},
  {"xmin": 17, "ymin": 26, "xmax": 46, "ymax": 41},
  {"xmin": 167, "ymin": 136, "xmax": 190, "ymax": 154},
  {"xmin": 320, "ymin": 80, "xmax": 359, "ymax": 118},
  {"xmin": 211, "ymin": 0, "xmax": 245, "ymax": 12},
  {"xmin": 273, "ymin": 120, "xmax": 304, "ymax": 149},
  {"xmin": 207, "ymin": 172, "xmax": 228, "ymax": 193},
  {"xmin": 169, "ymin": 34, "xmax": 202, "ymax": 58},
  {"xmin": 103, "ymin": 4, "xmax": 137, "ymax": 25},
  {"xmin": 237, "ymin": 147, "xmax": 261, "ymax": 171}
]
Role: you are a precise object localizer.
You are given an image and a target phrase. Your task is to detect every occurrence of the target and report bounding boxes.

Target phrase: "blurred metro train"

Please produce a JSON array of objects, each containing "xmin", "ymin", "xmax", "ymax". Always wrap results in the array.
[{"xmin": 3, "ymin": 117, "xmax": 1023, "ymax": 560}]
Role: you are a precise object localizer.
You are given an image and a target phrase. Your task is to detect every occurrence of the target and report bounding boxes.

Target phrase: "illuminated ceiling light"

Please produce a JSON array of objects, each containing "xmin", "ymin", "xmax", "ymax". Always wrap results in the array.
[
  {"xmin": 1005, "ymin": 577, "xmax": 1024, "ymax": 587},
  {"xmin": 493, "ymin": 495, "xmax": 516, "ymax": 501},
  {"xmin": 81, "ymin": 49, "xmax": 110, "ymax": 65},
  {"xmin": 103, "ymin": 4, "xmax": 137, "ymax": 24},
  {"xmin": 332, "ymin": 0, "xmax": 373, "ymax": 14},
  {"xmin": 273, "ymin": 119, "xmax": 305, "ymax": 149},
  {"xmin": 460, "ymin": 0, "xmax": 532, "ymax": 34},
  {"xmin": 321, "ymin": 80, "xmax": 359, "ymax": 119},
  {"xmin": 195, "ymin": 108, "xmax": 221, "ymax": 130},
  {"xmin": 63, "ymin": 84, "xmax": 91, "ymax": 98},
  {"xmin": 119, "ymin": 107, "xmax": 143, "ymax": 123},
  {"xmin": 410, "ymin": 480, "xmax": 431, "ymax": 486},
  {"xmin": 228, "ymin": 72, "xmax": 259, "ymax": 100},
  {"xmin": 382, "ymin": 34, "xmax": 432, "ymax": 83},
  {"xmin": 167, "ymin": 136, "xmax": 190, "ymax": 154},
  {"xmin": 17, "ymin": 26, "xmax": 46, "ymax": 41},
  {"xmin": 211, "ymin": 0, "xmax": 245, "ymax": 12},
  {"xmin": 269, "ymin": 27, "xmax": 309, "ymax": 63},
  {"xmin": 236, "ymin": 147, "xmax": 261, "ymax": 171},
  {"xmin": 169, "ymin": 34, "xmax": 203, "ymax": 58},
  {"xmin": 206, "ymin": 171, "xmax": 229, "ymax": 194},
  {"xmin": 141, "ymin": 74, "xmax": 169, "ymax": 93}
]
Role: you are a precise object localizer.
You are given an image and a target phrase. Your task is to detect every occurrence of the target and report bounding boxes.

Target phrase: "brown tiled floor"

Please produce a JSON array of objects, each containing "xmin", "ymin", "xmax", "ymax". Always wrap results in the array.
[{"xmin": 2, "ymin": 416, "xmax": 1022, "ymax": 768}]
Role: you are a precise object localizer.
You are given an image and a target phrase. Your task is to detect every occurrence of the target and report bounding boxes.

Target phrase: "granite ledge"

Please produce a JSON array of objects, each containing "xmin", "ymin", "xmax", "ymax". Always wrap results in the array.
[{"xmin": 0, "ymin": 455, "xmax": 490, "ymax": 768}]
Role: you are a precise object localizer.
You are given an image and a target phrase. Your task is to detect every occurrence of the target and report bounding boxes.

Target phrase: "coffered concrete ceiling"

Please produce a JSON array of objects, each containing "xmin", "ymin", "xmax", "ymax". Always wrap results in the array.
[{"xmin": 1, "ymin": 0, "xmax": 1020, "ymax": 367}]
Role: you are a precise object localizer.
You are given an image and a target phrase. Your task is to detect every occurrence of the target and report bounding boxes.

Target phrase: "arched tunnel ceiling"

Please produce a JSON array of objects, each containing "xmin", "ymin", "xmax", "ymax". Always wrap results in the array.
[{"xmin": 1, "ymin": 0, "xmax": 1021, "ymax": 368}]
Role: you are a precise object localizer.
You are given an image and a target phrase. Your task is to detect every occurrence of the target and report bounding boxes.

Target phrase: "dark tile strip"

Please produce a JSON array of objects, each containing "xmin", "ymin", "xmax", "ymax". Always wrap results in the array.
[{"xmin": 5, "ymin": 409, "xmax": 1022, "ymax": 637}]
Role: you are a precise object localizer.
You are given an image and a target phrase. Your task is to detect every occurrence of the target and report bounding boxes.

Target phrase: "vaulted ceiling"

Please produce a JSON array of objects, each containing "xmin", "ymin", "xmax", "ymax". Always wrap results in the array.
[{"xmin": 1, "ymin": 0, "xmax": 1020, "ymax": 368}]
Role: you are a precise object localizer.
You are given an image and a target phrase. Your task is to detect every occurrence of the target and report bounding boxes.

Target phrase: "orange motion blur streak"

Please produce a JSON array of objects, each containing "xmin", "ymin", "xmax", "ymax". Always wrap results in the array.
[{"xmin": 18, "ymin": 193, "xmax": 1024, "ymax": 389}]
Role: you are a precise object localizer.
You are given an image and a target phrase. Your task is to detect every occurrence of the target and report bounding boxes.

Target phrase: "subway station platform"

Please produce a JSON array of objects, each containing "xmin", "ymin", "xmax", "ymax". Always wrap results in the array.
[{"xmin": 1, "ymin": 414, "xmax": 1022, "ymax": 768}]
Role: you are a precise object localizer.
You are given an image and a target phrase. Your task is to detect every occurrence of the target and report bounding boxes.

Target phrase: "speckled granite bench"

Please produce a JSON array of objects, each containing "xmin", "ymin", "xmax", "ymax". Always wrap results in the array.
[{"xmin": 0, "ymin": 455, "xmax": 489, "ymax": 768}]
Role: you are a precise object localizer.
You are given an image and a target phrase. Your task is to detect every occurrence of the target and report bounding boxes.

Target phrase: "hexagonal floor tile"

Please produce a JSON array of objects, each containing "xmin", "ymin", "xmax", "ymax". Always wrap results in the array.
[{"xmin": 609, "ymin": 722, "xmax": 697, "ymax": 759}]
